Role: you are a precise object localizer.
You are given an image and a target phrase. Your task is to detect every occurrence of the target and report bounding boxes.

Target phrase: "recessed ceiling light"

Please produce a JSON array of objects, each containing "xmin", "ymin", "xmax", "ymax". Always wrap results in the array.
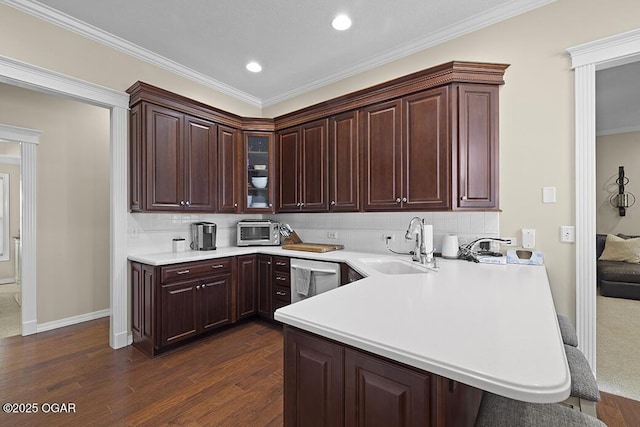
[
  {"xmin": 246, "ymin": 62, "xmax": 262, "ymax": 73},
  {"xmin": 332, "ymin": 14, "xmax": 351, "ymax": 31}
]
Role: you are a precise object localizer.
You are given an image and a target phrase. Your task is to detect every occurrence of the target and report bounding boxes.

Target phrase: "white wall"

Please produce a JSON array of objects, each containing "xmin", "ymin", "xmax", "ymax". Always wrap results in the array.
[{"xmin": 596, "ymin": 131, "xmax": 640, "ymax": 234}]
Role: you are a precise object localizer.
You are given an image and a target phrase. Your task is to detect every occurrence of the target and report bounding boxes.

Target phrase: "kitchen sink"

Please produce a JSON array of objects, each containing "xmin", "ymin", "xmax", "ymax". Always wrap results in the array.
[{"xmin": 359, "ymin": 258, "xmax": 431, "ymax": 275}]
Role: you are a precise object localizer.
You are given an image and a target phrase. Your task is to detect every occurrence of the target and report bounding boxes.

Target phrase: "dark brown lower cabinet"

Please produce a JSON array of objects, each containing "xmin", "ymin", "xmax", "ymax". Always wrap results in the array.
[
  {"xmin": 284, "ymin": 326, "xmax": 482, "ymax": 427},
  {"xmin": 236, "ymin": 254, "xmax": 258, "ymax": 320}
]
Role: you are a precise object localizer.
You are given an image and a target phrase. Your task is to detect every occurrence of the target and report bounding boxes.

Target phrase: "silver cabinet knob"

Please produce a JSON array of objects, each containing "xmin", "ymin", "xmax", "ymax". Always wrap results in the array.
[
  {"xmin": 330, "ymin": 200, "xmax": 336, "ymax": 206},
  {"xmin": 234, "ymin": 203, "xmax": 238, "ymax": 207},
  {"xmin": 196, "ymin": 285, "xmax": 201, "ymax": 290},
  {"xmin": 185, "ymin": 201, "xmax": 191, "ymax": 206},
  {"xmin": 180, "ymin": 201, "xmax": 185, "ymax": 206},
  {"xmin": 460, "ymin": 196, "xmax": 467, "ymax": 201},
  {"xmin": 402, "ymin": 197, "xmax": 407, "ymax": 202},
  {"xmin": 395, "ymin": 198, "xmax": 401, "ymax": 203}
]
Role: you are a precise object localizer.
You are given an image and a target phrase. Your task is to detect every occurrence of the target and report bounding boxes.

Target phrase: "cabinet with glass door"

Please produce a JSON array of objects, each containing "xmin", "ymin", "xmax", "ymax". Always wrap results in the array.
[{"xmin": 243, "ymin": 132, "xmax": 274, "ymax": 212}]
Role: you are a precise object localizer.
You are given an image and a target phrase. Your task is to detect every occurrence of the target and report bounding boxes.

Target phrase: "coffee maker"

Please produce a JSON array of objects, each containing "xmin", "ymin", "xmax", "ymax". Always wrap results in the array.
[{"xmin": 191, "ymin": 222, "xmax": 217, "ymax": 250}]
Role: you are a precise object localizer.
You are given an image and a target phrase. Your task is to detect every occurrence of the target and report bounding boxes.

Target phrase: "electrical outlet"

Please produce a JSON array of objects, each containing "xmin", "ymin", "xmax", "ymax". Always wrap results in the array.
[
  {"xmin": 501, "ymin": 237, "xmax": 517, "ymax": 246},
  {"xmin": 327, "ymin": 231, "xmax": 338, "ymax": 239},
  {"xmin": 560, "ymin": 226, "xmax": 575, "ymax": 243},
  {"xmin": 521, "ymin": 229, "xmax": 536, "ymax": 249}
]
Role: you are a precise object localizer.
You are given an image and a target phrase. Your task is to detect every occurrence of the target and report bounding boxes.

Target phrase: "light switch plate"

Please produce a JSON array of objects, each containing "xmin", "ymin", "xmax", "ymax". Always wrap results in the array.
[
  {"xmin": 521, "ymin": 228, "xmax": 536, "ymax": 249},
  {"xmin": 542, "ymin": 187, "xmax": 556, "ymax": 203}
]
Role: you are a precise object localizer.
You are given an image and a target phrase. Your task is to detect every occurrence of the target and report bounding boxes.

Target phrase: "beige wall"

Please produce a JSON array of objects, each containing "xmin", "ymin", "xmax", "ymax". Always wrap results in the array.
[
  {"xmin": 596, "ymin": 131, "xmax": 640, "ymax": 234},
  {"xmin": 264, "ymin": 0, "xmax": 640, "ymax": 321},
  {"xmin": 0, "ymin": 83, "xmax": 110, "ymax": 323},
  {"xmin": 1, "ymin": 0, "xmax": 640, "ymax": 325},
  {"xmin": 0, "ymin": 157, "xmax": 20, "ymax": 281}
]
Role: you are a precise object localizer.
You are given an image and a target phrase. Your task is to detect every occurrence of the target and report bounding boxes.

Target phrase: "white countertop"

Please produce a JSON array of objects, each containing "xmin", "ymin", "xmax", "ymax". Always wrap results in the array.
[{"xmin": 128, "ymin": 247, "xmax": 570, "ymax": 403}]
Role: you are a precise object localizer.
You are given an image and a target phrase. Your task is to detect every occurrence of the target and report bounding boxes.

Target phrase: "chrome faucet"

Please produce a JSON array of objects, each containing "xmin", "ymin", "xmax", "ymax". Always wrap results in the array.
[{"xmin": 405, "ymin": 217, "xmax": 432, "ymax": 266}]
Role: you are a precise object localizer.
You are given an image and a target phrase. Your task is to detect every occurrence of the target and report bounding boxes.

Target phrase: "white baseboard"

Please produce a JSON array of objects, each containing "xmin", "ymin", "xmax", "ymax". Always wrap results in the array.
[{"xmin": 36, "ymin": 308, "xmax": 111, "ymax": 333}]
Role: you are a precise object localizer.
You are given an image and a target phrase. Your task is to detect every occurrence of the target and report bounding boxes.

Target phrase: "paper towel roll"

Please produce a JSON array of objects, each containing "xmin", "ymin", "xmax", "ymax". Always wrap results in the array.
[
  {"xmin": 441, "ymin": 234, "xmax": 459, "ymax": 259},
  {"xmin": 423, "ymin": 224, "xmax": 433, "ymax": 255}
]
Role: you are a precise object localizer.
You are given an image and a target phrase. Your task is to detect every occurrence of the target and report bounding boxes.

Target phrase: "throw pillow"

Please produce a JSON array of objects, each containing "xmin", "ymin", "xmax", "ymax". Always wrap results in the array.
[{"xmin": 599, "ymin": 234, "xmax": 640, "ymax": 263}]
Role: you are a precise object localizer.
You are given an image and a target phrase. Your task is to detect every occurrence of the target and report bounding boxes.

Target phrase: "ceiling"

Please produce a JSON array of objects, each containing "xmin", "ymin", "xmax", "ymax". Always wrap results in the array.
[
  {"xmin": 596, "ymin": 61, "xmax": 640, "ymax": 136},
  {"xmin": 7, "ymin": 0, "xmax": 555, "ymax": 107}
]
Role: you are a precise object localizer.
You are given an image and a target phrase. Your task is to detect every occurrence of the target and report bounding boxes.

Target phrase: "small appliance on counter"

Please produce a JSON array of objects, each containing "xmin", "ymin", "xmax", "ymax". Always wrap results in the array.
[
  {"xmin": 237, "ymin": 219, "xmax": 281, "ymax": 246},
  {"xmin": 191, "ymin": 222, "xmax": 217, "ymax": 250},
  {"xmin": 441, "ymin": 234, "xmax": 459, "ymax": 259}
]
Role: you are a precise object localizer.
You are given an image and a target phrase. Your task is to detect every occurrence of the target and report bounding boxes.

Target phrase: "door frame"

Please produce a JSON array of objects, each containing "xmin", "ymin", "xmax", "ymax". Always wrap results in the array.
[
  {"xmin": 0, "ymin": 55, "xmax": 130, "ymax": 348},
  {"xmin": 568, "ymin": 27, "xmax": 640, "ymax": 372}
]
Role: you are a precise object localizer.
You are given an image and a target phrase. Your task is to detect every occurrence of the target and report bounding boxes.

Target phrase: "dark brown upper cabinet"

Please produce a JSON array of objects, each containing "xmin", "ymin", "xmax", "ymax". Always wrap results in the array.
[
  {"xmin": 217, "ymin": 125, "xmax": 240, "ymax": 213},
  {"xmin": 329, "ymin": 111, "xmax": 360, "ymax": 212},
  {"xmin": 136, "ymin": 103, "xmax": 218, "ymax": 212},
  {"xmin": 454, "ymin": 84, "xmax": 499, "ymax": 210},
  {"xmin": 277, "ymin": 119, "xmax": 329, "ymax": 212},
  {"xmin": 244, "ymin": 132, "xmax": 275, "ymax": 212}
]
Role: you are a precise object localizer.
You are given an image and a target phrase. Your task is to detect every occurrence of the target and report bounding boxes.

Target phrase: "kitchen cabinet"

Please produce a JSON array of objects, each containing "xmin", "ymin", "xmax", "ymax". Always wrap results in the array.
[
  {"xmin": 236, "ymin": 254, "xmax": 257, "ymax": 320},
  {"xmin": 277, "ymin": 119, "xmax": 329, "ymax": 212},
  {"xmin": 345, "ymin": 349, "xmax": 435, "ymax": 426},
  {"xmin": 272, "ymin": 256, "xmax": 291, "ymax": 313},
  {"xmin": 284, "ymin": 326, "xmax": 482, "ymax": 427},
  {"xmin": 244, "ymin": 132, "xmax": 275, "ymax": 212},
  {"xmin": 340, "ymin": 263, "xmax": 364, "ymax": 285},
  {"xmin": 362, "ymin": 87, "xmax": 450, "ymax": 211},
  {"xmin": 454, "ymin": 84, "xmax": 499, "ymax": 210},
  {"xmin": 329, "ymin": 111, "xmax": 360, "ymax": 211},
  {"xmin": 130, "ymin": 257, "xmax": 234, "ymax": 356},
  {"xmin": 129, "ymin": 102, "xmax": 218, "ymax": 212},
  {"xmin": 257, "ymin": 254, "xmax": 273, "ymax": 319},
  {"xmin": 217, "ymin": 125, "xmax": 240, "ymax": 213}
]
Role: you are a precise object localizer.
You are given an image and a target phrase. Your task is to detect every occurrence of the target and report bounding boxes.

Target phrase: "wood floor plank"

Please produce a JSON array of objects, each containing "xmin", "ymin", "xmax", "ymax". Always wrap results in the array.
[{"xmin": 0, "ymin": 318, "xmax": 284, "ymax": 426}]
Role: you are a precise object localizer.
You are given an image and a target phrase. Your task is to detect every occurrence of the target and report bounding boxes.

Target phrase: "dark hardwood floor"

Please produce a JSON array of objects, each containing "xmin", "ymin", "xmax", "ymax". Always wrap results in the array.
[
  {"xmin": 0, "ymin": 318, "xmax": 283, "ymax": 426},
  {"xmin": 1, "ymin": 318, "xmax": 639, "ymax": 426}
]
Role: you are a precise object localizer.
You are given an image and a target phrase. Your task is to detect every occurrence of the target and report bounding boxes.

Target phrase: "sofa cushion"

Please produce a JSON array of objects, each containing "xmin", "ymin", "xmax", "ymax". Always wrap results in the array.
[
  {"xmin": 596, "ymin": 234, "xmax": 607, "ymax": 259},
  {"xmin": 598, "ymin": 260, "xmax": 640, "ymax": 283},
  {"xmin": 599, "ymin": 234, "xmax": 640, "ymax": 263}
]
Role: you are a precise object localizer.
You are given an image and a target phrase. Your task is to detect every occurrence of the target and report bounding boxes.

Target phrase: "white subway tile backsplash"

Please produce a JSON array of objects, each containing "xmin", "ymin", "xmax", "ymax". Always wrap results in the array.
[{"xmin": 128, "ymin": 211, "xmax": 500, "ymax": 256}]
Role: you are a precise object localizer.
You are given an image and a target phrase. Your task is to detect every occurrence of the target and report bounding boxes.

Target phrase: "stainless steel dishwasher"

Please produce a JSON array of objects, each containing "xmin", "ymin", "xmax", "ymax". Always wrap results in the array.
[{"xmin": 290, "ymin": 258, "xmax": 341, "ymax": 303}]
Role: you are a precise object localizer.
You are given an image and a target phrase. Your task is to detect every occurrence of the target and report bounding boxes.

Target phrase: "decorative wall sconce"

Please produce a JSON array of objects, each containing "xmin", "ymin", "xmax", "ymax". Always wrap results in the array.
[{"xmin": 609, "ymin": 166, "xmax": 636, "ymax": 216}]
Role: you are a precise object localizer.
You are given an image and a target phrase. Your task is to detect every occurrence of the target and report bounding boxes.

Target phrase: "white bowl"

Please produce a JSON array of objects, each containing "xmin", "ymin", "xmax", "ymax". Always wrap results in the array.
[{"xmin": 251, "ymin": 177, "xmax": 268, "ymax": 188}]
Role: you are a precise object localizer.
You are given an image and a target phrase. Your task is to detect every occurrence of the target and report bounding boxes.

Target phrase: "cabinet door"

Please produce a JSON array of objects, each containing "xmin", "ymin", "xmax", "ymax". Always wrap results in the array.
[
  {"xmin": 284, "ymin": 326, "xmax": 344, "ymax": 427},
  {"xmin": 329, "ymin": 111, "xmax": 359, "ymax": 212},
  {"xmin": 131, "ymin": 262, "xmax": 156, "ymax": 355},
  {"xmin": 403, "ymin": 87, "xmax": 450, "ymax": 210},
  {"xmin": 129, "ymin": 104, "xmax": 143, "ymax": 211},
  {"xmin": 437, "ymin": 378, "xmax": 483, "ymax": 427},
  {"xmin": 199, "ymin": 274, "xmax": 232, "ymax": 332},
  {"xmin": 244, "ymin": 132, "xmax": 275, "ymax": 212},
  {"xmin": 160, "ymin": 279, "xmax": 198, "ymax": 347},
  {"xmin": 345, "ymin": 349, "xmax": 434, "ymax": 427},
  {"xmin": 257, "ymin": 255, "xmax": 273, "ymax": 318},
  {"xmin": 362, "ymin": 100, "xmax": 403, "ymax": 211},
  {"xmin": 217, "ymin": 125, "xmax": 239, "ymax": 213},
  {"xmin": 145, "ymin": 104, "xmax": 185, "ymax": 211},
  {"xmin": 456, "ymin": 84, "xmax": 499, "ymax": 209},
  {"xmin": 184, "ymin": 115, "xmax": 217, "ymax": 211},
  {"xmin": 237, "ymin": 255, "xmax": 257, "ymax": 320},
  {"xmin": 300, "ymin": 119, "xmax": 329, "ymax": 212},
  {"xmin": 278, "ymin": 129, "xmax": 301, "ymax": 212}
]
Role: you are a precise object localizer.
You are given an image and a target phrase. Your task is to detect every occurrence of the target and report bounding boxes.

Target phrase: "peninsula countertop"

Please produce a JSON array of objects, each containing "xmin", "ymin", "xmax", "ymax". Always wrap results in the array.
[{"xmin": 128, "ymin": 247, "xmax": 570, "ymax": 403}]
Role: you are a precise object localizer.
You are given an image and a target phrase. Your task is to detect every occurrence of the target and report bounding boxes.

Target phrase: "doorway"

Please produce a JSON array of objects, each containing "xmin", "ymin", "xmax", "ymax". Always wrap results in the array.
[
  {"xmin": 0, "ymin": 141, "xmax": 21, "ymax": 338},
  {"xmin": 594, "ymin": 60, "xmax": 640, "ymax": 401}
]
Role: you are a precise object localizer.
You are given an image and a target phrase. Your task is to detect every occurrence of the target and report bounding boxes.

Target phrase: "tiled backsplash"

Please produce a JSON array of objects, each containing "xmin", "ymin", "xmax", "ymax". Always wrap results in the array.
[{"xmin": 128, "ymin": 211, "xmax": 499, "ymax": 255}]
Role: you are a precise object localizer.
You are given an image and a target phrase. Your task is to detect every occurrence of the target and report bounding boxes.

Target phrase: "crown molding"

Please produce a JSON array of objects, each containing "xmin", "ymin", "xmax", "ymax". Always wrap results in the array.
[
  {"xmin": 262, "ymin": 0, "xmax": 556, "ymax": 107},
  {"xmin": 568, "ymin": 27, "xmax": 640, "ymax": 69},
  {"xmin": 5, "ymin": 0, "xmax": 553, "ymax": 110},
  {"xmin": 1, "ymin": 0, "xmax": 262, "ymax": 108}
]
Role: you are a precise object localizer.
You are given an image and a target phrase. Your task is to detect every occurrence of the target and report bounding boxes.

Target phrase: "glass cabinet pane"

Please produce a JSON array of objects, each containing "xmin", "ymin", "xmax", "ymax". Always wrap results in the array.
[{"xmin": 246, "ymin": 134, "xmax": 271, "ymax": 209}]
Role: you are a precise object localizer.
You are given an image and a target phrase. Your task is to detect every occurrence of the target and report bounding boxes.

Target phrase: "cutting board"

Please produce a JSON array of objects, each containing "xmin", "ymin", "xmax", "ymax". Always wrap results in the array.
[{"xmin": 282, "ymin": 243, "xmax": 344, "ymax": 253}]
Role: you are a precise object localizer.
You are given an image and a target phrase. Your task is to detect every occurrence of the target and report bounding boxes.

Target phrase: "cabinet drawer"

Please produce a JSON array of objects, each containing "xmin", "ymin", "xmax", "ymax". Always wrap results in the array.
[
  {"xmin": 273, "ymin": 256, "xmax": 290, "ymax": 272},
  {"xmin": 273, "ymin": 284, "xmax": 291, "ymax": 303},
  {"xmin": 273, "ymin": 271, "xmax": 290, "ymax": 287},
  {"xmin": 161, "ymin": 258, "xmax": 231, "ymax": 283}
]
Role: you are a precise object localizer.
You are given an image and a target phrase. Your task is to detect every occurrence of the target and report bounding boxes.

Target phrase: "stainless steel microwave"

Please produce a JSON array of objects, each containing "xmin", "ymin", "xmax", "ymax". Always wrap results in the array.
[{"xmin": 237, "ymin": 220, "xmax": 280, "ymax": 246}]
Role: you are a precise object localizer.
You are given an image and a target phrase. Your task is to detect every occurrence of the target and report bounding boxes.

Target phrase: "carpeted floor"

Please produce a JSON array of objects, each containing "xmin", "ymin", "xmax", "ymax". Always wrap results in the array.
[
  {"xmin": 597, "ymin": 294, "xmax": 640, "ymax": 402},
  {"xmin": 0, "ymin": 283, "xmax": 21, "ymax": 339}
]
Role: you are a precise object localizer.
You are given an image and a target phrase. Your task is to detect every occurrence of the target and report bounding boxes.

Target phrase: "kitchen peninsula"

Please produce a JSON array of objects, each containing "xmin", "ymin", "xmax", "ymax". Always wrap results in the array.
[{"xmin": 274, "ymin": 254, "xmax": 570, "ymax": 426}]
